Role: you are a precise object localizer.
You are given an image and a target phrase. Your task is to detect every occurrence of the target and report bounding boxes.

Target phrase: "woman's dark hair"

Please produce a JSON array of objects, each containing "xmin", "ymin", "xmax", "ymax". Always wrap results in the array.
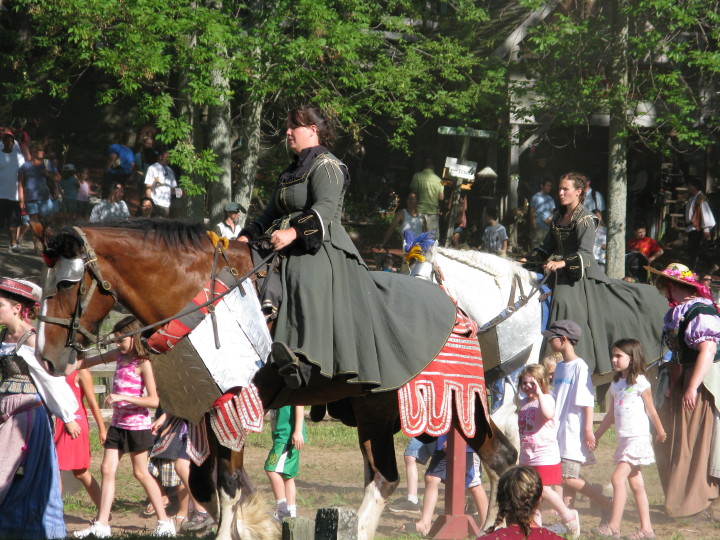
[
  {"xmin": 0, "ymin": 290, "xmax": 39, "ymax": 321},
  {"xmin": 287, "ymin": 106, "xmax": 335, "ymax": 149},
  {"xmin": 113, "ymin": 316, "xmax": 148, "ymax": 359},
  {"xmin": 135, "ymin": 197, "xmax": 155, "ymax": 217},
  {"xmin": 559, "ymin": 171, "xmax": 588, "ymax": 206},
  {"xmin": 611, "ymin": 338, "xmax": 647, "ymax": 385},
  {"xmin": 490, "ymin": 466, "xmax": 543, "ymax": 536}
]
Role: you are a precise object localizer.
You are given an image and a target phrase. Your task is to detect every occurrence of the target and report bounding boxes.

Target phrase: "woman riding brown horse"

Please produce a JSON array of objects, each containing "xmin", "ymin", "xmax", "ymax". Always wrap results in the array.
[{"xmin": 37, "ymin": 219, "xmax": 515, "ymax": 539}]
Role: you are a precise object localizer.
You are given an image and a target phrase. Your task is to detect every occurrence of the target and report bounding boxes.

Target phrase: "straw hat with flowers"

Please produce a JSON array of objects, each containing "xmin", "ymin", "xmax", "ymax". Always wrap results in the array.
[{"xmin": 645, "ymin": 262, "xmax": 713, "ymax": 300}]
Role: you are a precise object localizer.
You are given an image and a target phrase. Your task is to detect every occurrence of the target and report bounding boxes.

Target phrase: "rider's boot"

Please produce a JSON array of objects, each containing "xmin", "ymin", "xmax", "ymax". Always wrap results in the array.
[{"xmin": 271, "ymin": 341, "xmax": 304, "ymax": 389}]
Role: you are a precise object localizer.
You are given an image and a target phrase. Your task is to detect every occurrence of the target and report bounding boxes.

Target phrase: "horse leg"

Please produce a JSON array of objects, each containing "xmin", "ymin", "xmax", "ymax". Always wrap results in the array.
[
  {"xmin": 353, "ymin": 394, "xmax": 401, "ymax": 540},
  {"xmin": 462, "ymin": 396, "xmax": 518, "ymax": 531}
]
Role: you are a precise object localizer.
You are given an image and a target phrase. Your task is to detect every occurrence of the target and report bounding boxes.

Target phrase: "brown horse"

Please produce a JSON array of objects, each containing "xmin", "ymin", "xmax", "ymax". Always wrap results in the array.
[{"xmin": 36, "ymin": 220, "xmax": 516, "ymax": 539}]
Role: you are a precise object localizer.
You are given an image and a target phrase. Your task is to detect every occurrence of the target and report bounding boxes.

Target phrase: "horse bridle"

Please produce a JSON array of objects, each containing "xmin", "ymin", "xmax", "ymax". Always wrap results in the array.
[
  {"xmin": 39, "ymin": 227, "xmax": 118, "ymax": 353},
  {"xmin": 39, "ymin": 227, "xmax": 277, "ymax": 353}
]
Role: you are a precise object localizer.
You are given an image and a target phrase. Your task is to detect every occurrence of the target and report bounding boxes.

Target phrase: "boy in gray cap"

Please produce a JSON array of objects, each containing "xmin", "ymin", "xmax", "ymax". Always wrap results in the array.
[{"xmin": 542, "ymin": 320, "xmax": 612, "ymax": 528}]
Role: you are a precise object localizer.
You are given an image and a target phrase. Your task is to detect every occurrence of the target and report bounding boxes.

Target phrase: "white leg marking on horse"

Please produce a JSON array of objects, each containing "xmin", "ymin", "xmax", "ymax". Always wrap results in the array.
[
  {"xmin": 216, "ymin": 486, "xmax": 243, "ymax": 540},
  {"xmin": 357, "ymin": 474, "xmax": 398, "ymax": 540}
]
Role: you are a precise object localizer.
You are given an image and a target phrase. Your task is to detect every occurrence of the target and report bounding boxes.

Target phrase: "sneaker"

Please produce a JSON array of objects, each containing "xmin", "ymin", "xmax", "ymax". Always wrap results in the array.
[
  {"xmin": 387, "ymin": 498, "xmax": 422, "ymax": 514},
  {"xmin": 152, "ymin": 519, "xmax": 176, "ymax": 537},
  {"xmin": 270, "ymin": 509, "xmax": 291, "ymax": 524},
  {"xmin": 546, "ymin": 523, "xmax": 567, "ymax": 535},
  {"xmin": 9, "ymin": 245, "xmax": 19, "ymax": 253},
  {"xmin": 181, "ymin": 511, "xmax": 214, "ymax": 532},
  {"xmin": 74, "ymin": 521, "xmax": 111, "ymax": 538},
  {"xmin": 565, "ymin": 509, "xmax": 581, "ymax": 539}
]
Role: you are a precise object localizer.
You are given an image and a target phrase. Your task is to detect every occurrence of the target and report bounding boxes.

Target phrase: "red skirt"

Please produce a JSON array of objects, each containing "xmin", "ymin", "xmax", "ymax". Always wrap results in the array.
[{"xmin": 531, "ymin": 463, "xmax": 561, "ymax": 486}]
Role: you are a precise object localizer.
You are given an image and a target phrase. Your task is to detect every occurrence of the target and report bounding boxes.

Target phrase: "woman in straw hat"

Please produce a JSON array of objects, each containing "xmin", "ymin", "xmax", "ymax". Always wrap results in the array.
[
  {"xmin": 0, "ymin": 277, "xmax": 80, "ymax": 539},
  {"xmin": 648, "ymin": 262, "xmax": 720, "ymax": 518},
  {"xmin": 522, "ymin": 171, "xmax": 667, "ymax": 375}
]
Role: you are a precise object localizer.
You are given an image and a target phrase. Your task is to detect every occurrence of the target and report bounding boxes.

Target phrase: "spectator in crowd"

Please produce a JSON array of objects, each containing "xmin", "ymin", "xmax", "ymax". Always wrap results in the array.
[
  {"xmin": 135, "ymin": 197, "xmax": 156, "ymax": 218},
  {"xmin": 404, "ymin": 434, "xmax": 488, "ymax": 536},
  {"xmin": 105, "ymin": 133, "xmax": 135, "ymax": 191},
  {"xmin": 18, "ymin": 142, "xmax": 59, "ymax": 252},
  {"xmin": 76, "ymin": 167, "xmax": 93, "ymax": 220},
  {"xmin": 379, "ymin": 193, "xmax": 423, "ymax": 250},
  {"xmin": 0, "ymin": 128, "xmax": 26, "ymax": 252},
  {"xmin": 684, "ymin": 178, "xmax": 716, "ymax": 267},
  {"xmin": 265, "ymin": 405, "xmax": 305, "ymax": 522},
  {"xmin": 626, "ymin": 224, "xmax": 664, "ymax": 266},
  {"xmin": 60, "ymin": 163, "xmax": 80, "ymax": 221},
  {"xmin": 481, "ymin": 207, "xmax": 508, "ymax": 256},
  {"xmin": 89, "ymin": 182, "xmax": 130, "ymax": 222},
  {"xmin": 479, "ymin": 466, "xmax": 564, "ymax": 540},
  {"xmin": 144, "ymin": 150, "xmax": 178, "ymax": 217},
  {"xmin": 583, "ymin": 177, "xmax": 605, "ymax": 221},
  {"xmin": 214, "ymin": 202, "xmax": 242, "ymax": 240},
  {"xmin": 134, "ymin": 136, "xmax": 158, "ymax": 183},
  {"xmin": 529, "ymin": 179, "xmax": 555, "ymax": 245},
  {"xmin": 409, "ymin": 158, "xmax": 444, "ymax": 233},
  {"xmin": 451, "ymin": 190, "xmax": 468, "ymax": 248},
  {"xmin": 387, "ymin": 437, "xmax": 436, "ymax": 514}
]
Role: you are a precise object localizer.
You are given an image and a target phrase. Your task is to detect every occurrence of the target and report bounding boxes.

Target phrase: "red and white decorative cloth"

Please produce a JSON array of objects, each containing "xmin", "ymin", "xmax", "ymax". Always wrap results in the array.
[
  {"xmin": 186, "ymin": 385, "xmax": 265, "ymax": 465},
  {"xmin": 398, "ymin": 309, "xmax": 489, "ymax": 439}
]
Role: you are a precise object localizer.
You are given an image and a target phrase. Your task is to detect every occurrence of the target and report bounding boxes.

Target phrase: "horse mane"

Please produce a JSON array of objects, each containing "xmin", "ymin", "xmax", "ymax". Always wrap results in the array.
[
  {"xmin": 436, "ymin": 247, "xmax": 538, "ymax": 285},
  {"xmin": 46, "ymin": 219, "xmax": 209, "ymax": 259}
]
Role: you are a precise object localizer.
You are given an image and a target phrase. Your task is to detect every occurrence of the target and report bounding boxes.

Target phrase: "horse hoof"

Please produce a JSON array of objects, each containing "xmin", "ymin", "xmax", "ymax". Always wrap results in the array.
[{"xmin": 272, "ymin": 342, "xmax": 303, "ymax": 389}]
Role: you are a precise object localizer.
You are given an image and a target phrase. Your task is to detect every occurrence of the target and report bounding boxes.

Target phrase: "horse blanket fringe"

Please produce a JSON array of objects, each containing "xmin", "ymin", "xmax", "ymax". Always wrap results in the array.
[
  {"xmin": 398, "ymin": 309, "xmax": 489, "ymax": 438},
  {"xmin": 183, "ymin": 386, "xmax": 265, "ymax": 465}
]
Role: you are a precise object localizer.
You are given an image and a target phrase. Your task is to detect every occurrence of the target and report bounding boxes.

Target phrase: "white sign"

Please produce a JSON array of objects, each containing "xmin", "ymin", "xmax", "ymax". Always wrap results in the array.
[{"xmin": 444, "ymin": 157, "xmax": 477, "ymax": 180}]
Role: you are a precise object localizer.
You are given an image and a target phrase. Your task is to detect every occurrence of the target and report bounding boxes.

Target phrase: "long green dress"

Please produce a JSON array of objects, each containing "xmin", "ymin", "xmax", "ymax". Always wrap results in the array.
[
  {"xmin": 242, "ymin": 145, "xmax": 456, "ymax": 392},
  {"xmin": 527, "ymin": 204, "xmax": 667, "ymax": 373}
]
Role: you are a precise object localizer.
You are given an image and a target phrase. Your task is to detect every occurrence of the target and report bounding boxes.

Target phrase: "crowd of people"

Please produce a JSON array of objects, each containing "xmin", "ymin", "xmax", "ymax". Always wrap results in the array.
[{"xmin": 0, "ymin": 125, "xmax": 192, "ymax": 255}]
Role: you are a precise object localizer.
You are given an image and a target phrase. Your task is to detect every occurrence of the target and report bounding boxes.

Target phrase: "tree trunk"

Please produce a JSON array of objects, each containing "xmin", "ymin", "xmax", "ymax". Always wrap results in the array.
[
  {"xmin": 207, "ymin": 66, "xmax": 233, "ymax": 224},
  {"xmin": 605, "ymin": 0, "xmax": 629, "ymax": 279},
  {"xmin": 236, "ymin": 91, "xmax": 264, "ymax": 227}
]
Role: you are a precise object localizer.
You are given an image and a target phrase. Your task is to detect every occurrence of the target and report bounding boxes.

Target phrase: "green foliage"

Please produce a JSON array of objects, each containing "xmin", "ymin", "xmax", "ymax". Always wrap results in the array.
[
  {"xmin": 4, "ymin": 0, "xmax": 505, "ymax": 197},
  {"xmin": 516, "ymin": 0, "xmax": 720, "ymax": 155}
]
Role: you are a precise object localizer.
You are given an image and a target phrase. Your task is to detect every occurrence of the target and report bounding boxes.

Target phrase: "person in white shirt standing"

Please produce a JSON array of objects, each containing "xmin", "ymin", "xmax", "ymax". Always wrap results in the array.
[
  {"xmin": 144, "ymin": 150, "xmax": 178, "ymax": 217},
  {"xmin": 214, "ymin": 202, "xmax": 242, "ymax": 240},
  {"xmin": 0, "ymin": 129, "xmax": 26, "ymax": 252},
  {"xmin": 685, "ymin": 177, "xmax": 716, "ymax": 267}
]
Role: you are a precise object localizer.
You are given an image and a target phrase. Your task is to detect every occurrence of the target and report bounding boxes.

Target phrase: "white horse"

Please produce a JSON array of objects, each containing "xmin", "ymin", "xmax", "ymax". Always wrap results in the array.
[{"xmin": 429, "ymin": 247, "xmax": 546, "ymax": 451}]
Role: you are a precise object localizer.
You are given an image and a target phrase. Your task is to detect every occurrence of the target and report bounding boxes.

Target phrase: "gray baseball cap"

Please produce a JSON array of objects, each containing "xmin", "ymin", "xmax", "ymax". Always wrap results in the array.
[{"xmin": 541, "ymin": 319, "xmax": 582, "ymax": 342}]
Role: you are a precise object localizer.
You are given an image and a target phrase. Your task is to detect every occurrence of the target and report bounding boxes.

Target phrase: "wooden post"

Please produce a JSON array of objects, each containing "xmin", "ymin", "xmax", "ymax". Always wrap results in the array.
[
  {"xmin": 427, "ymin": 425, "xmax": 480, "ymax": 539},
  {"xmin": 281, "ymin": 516, "xmax": 315, "ymax": 540},
  {"xmin": 314, "ymin": 507, "xmax": 358, "ymax": 540}
]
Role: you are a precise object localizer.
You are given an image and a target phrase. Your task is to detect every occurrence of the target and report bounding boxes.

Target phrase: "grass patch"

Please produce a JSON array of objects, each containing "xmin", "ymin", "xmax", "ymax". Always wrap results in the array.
[{"xmin": 245, "ymin": 410, "xmax": 411, "ymax": 450}]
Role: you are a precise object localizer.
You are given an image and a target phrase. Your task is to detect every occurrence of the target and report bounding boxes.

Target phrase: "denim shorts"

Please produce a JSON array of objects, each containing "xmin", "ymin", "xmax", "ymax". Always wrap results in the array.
[
  {"xmin": 25, "ymin": 199, "xmax": 55, "ymax": 217},
  {"xmin": 404, "ymin": 437, "xmax": 436, "ymax": 465},
  {"xmin": 426, "ymin": 451, "xmax": 482, "ymax": 487}
]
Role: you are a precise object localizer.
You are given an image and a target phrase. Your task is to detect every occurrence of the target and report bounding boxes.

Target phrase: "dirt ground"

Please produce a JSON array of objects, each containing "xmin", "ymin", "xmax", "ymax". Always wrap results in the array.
[{"xmin": 3, "ymin": 229, "xmax": 720, "ymax": 539}]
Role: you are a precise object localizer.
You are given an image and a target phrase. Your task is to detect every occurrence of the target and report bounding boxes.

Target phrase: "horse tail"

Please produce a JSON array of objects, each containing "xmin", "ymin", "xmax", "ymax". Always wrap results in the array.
[{"xmin": 231, "ymin": 491, "xmax": 279, "ymax": 540}]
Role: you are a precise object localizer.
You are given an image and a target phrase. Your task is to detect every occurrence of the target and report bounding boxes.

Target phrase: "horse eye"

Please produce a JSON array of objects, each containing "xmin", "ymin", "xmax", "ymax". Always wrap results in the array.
[{"xmin": 57, "ymin": 281, "xmax": 75, "ymax": 291}]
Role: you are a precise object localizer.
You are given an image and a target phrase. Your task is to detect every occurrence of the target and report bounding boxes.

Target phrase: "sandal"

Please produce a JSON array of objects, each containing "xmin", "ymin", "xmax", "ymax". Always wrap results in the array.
[
  {"xmin": 591, "ymin": 524, "xmax": 621, "ymax": 538},
  {"xmin": 624, "ymin": 530, "xmax": 656, "ymax": 540},
  {"xmin": 142, "ymin": 498, "xmax": 169, "ymax": 517}
]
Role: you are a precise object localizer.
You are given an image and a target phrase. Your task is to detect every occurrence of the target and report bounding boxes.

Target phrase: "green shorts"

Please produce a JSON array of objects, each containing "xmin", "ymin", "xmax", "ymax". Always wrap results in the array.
[{"xmin": 263, "ymin": 406, "xmax": 304, "ymax": 479}]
